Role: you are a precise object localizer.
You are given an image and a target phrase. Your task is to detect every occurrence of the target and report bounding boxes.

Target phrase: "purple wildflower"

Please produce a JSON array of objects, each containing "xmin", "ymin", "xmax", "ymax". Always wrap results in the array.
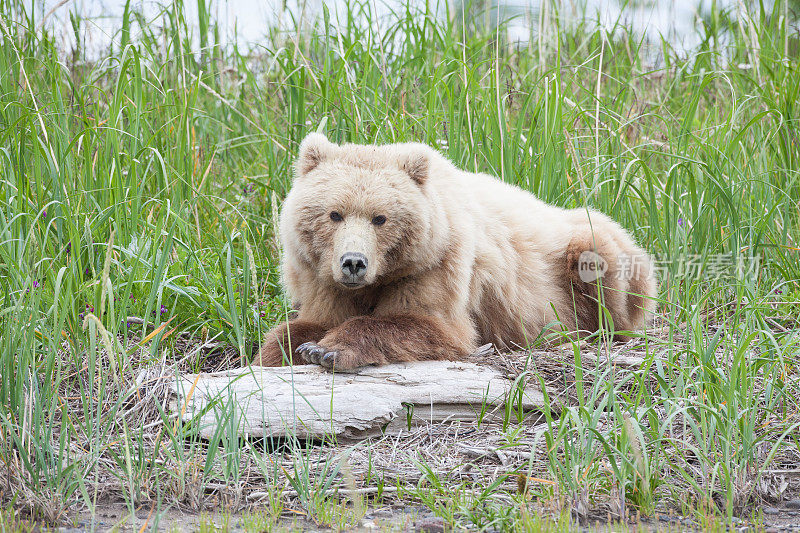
[
  {"xmin": 775, "ymin": 289, "xmax": 783, "ymax": 295},
  {"xmin": 32, "ymin": 280, "xmax": 40, "ymax": 288},
  {"xmin": 65, "ymin": 241, "xmax": 71, "ymax": 255},
  {"xmin": 84, "ymin": 266, "xmax": 91, "ymax": 276},
  {"xmin": 677, "ymin": 218, "xmax": 684, "ymax": 227}
]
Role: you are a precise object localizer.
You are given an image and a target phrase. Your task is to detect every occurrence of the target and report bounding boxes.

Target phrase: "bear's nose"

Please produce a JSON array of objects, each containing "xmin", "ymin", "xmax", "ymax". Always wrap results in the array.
[{"xmin": 340, "ymin": 252, "xmax": 368, "ymax": 279}]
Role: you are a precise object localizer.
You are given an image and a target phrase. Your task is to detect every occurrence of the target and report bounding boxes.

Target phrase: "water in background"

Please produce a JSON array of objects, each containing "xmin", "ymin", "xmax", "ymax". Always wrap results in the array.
[{"xmin": 31, "ymin": 0, "xmax": 790, "ymax": 64}]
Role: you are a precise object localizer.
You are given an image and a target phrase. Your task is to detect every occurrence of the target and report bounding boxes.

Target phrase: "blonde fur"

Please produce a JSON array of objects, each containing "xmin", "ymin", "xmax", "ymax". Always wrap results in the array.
[{"xmin": 255, "ymin": 133, "xmax": 657, "ymax": 368}]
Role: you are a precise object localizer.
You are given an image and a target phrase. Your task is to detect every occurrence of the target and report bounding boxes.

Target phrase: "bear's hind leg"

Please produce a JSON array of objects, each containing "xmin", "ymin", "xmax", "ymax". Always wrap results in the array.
[
  {"xmin": 296, "ymin": 314, "xmax": 474, "ymax": 371},
  {"xmin": 255, "ymin": 320, "xmax": 328, "ymax": 366},
  {"xmin": 616, "ymin": 247, "xmax": 657, "ymax": 329},
  {"xmin": 563, "ymin": 228, "xmax": 655, "ymax": 336}
]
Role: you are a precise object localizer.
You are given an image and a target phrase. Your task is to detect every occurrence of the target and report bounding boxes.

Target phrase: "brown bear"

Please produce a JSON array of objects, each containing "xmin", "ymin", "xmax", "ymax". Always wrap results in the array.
[{"xmin": 254, "ymin": 133, "xmax": 656, "ymax": 370}]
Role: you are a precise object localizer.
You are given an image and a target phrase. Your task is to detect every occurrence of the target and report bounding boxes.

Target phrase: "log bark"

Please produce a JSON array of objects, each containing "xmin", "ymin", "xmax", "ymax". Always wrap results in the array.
[{"xmin": 170, "ymin": 361, "xmax": 550, "ymax": 440}]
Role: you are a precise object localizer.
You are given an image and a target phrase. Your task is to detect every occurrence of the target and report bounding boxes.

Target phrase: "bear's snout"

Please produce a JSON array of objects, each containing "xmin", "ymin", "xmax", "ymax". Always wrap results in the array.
[{"xmin": 340, "ymin": 252, "xmax": 369, "ymax": 285}]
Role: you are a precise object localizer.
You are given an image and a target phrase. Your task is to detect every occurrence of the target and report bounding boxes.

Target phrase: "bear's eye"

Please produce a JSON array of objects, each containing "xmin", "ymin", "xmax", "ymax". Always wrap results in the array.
[
  {"xmin": 330, "ymin": 211, "xmax": 343, "ymax": 222},
  {"xmin": 372, "ymin": 215, "xmax": 387, "ymax": 226}
]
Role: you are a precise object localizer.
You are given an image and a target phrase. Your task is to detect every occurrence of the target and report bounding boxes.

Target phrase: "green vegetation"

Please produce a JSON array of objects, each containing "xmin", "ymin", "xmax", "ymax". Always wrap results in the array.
[{"xmin": 0, "ymin": 0, "xmax": 798, "ymax": 529}]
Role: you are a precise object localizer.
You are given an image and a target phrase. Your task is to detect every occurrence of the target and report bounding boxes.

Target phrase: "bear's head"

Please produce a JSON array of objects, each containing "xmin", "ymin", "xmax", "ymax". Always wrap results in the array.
[{"xmin": 281, "ymin": 133, "xmax": 446, "ymax": 290}]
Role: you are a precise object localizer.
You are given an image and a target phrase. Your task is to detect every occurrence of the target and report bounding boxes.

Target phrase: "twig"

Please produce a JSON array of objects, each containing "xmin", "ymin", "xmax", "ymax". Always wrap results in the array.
[{"xmin": 248, "ymin": 486, "xmax": 399, "ymax": 500}]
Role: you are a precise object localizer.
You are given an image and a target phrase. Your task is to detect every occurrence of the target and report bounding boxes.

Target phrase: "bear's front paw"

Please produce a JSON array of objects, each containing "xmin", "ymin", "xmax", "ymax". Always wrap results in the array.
[
  {"xmin": 295, "ymin": 342, "xmax": 329, "ymax": 364},
  {"xmin": 296, "ymin": 342, "xmax": 361, "ymax": 370}
]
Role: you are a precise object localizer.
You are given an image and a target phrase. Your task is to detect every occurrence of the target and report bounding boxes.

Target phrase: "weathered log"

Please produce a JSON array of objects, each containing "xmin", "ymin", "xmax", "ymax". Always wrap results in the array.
[{"xmin": 171, "ymin": 361, "xmax": 550, "ymax": 440}]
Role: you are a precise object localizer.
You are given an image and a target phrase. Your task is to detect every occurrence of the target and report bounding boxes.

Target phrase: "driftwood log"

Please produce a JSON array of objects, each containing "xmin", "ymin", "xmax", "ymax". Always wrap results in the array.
[{"xmin": 170, "ymin": 361, "xmax": 551, "ymax": 440}]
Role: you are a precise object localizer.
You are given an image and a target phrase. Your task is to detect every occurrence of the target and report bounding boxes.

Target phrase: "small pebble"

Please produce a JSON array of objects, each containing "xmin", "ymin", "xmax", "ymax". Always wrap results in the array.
[
  {"xmin": 763, "ymin": 507, "xmax": 780, "ymax": 515},
  {"xmin": 416, "ymin": 516, "xmax": 445, "ymax": 533},
  {"xmin": 785, "ymin": 499, "xmax": 800, "ymax": 509}
]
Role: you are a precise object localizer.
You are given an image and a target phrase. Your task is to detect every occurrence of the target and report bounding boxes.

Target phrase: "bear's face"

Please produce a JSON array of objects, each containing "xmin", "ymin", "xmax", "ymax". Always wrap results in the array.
[{"xmin": 282, "ymin": 134, "xmax": 437, "ymax": 290}]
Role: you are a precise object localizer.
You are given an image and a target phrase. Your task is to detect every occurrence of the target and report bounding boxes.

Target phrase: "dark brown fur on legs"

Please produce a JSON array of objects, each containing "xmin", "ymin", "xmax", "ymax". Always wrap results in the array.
[
  {"xmin": 562, "ymin": 231, "xmax": 653, "ymax": 337},
  {"xmin": 623, "ymin": 255, "xmax": 654, "ymax": 328},
  {"xmin": 255, "ymin": 320, "xmax": 328, "ymax": 366},
  {"xmin": 563, "ymin": 234, "xmax": 625, "ymax": 335},
  {"xmin": 295, "ymin": 314, "xmax": 472, "ymax": 371}
]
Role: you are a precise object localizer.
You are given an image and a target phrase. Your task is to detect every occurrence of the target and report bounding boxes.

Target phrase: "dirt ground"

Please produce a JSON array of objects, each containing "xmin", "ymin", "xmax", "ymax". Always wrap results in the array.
[
  {"xmin": 63, "ymin": 502, "xmax": 420, "ymax": 532},
  {"xmin": 53, "ymin": 500, "xmax": 800, "ymax": 532}
]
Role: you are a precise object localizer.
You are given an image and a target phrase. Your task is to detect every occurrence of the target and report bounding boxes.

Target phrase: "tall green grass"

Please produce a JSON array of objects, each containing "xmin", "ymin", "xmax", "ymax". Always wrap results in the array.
[{"xmin": 0, "ymin": 0, "xmax": 799, "ymax": 527}]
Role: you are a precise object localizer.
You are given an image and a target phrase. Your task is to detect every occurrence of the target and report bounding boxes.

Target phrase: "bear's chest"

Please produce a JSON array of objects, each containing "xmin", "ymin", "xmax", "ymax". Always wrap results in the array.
[
  {"xmin": 352, "ymin": 296, "xmax": 378, "ymax": 315},
  {"xmin": 348, "ymin": 291, "xmax": 380, "ymax": 316}
]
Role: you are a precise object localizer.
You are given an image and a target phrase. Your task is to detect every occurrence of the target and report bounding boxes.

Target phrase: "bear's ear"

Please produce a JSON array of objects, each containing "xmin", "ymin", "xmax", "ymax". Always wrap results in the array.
[
  {"xmin": 400, "ymin": 153, "xmax": 429, "ymax": 186},
  {"xmin": 296, "ymin": 132, "xmax": 336, "ymax": 177}
]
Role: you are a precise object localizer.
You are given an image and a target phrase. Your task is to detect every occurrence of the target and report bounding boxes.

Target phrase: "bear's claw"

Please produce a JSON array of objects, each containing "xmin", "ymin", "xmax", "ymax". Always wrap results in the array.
[
  {"xmin": 295, "ymin": 342, "xmax": 342, "ymax": 368},
  {"xmin": 320, "ymin": 351, "xmax": 340, "ymax": 368},
  {"xmin": 296, "ymin": 342, "xmax": 324, "ymax": 363},
  {"xmin": 296, "ymin": 342, "xmax": 327, "ymax": 364}
]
